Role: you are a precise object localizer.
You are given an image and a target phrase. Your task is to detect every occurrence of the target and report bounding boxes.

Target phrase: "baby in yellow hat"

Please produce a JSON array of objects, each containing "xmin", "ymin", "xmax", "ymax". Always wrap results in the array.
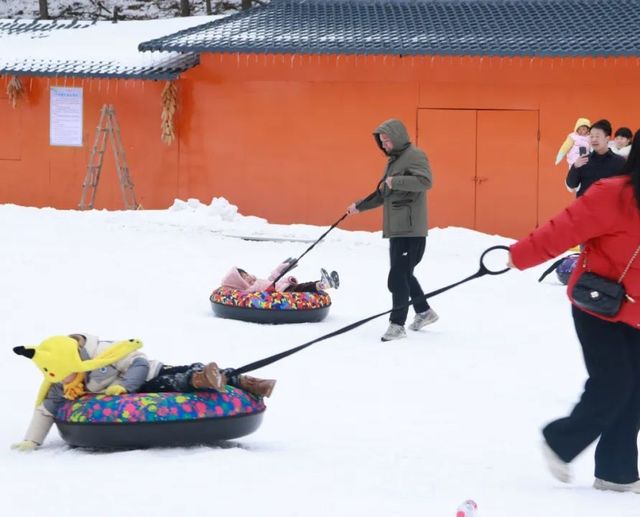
[
  {"xmin": 11, "ymin": 333, "xmax": 276, "ymax": 450},
  {"xmin": 555, "ymin": 117, "xmax": 591, "ymax": 168}
]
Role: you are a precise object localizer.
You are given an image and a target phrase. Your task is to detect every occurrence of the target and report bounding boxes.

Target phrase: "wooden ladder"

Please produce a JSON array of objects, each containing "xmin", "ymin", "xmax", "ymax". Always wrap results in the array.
[{"xmin": 79, "ymin": 104, "xmax": 139, "ymax": 210}]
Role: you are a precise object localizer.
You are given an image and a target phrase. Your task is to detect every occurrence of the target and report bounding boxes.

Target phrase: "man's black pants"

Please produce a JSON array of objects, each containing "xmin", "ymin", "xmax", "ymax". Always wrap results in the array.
[
  {"xmin": 543, "ymin": 306, "xmax": 640, "ymax": 483},
  {"xmin": 388, "ymin": 236, "xmax": 430, "ymax": 326}
]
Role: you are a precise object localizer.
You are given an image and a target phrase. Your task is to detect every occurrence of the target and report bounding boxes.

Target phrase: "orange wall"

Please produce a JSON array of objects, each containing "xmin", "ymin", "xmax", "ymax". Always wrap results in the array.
[
  {"xmin": 2, "ymin": 55, "xmax": 640, "ymax": 237},
  {"xmin": 0, "ymin": 77, "xmax": 179, "ymax": 209}
]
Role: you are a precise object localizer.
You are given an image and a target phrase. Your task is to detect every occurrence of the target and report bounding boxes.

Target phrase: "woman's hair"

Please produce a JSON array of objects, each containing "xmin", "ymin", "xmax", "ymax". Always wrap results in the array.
[{"xmin": 622, "ymin": 129, "xmax": 640, "ymax": 210}]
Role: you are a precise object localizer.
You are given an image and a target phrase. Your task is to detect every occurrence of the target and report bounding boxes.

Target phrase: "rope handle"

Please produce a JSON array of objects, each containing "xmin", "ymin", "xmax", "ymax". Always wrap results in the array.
[{"xmin": 478, "ymin": 245, "xmax": 511, "ymax": 275}]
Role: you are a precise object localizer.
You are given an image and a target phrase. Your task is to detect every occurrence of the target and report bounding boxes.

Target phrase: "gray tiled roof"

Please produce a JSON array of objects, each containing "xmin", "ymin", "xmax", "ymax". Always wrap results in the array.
[
  {"xmin": 0, "ymin": 54, "xmax": 199, "ymax": 80},
  {"xmin": 138, "ymin": 0, "xmax": 640, "ymax": 58},
  {"xmin": 0, "ymin": 18, "xmax": 200, "ymax": 80}
]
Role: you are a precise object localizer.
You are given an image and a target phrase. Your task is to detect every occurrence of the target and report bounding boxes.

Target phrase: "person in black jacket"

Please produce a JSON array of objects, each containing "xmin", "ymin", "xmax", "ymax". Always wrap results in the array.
[{"xmin": 566, "ymin": 119, "xmax": 626, "ymax": 197}]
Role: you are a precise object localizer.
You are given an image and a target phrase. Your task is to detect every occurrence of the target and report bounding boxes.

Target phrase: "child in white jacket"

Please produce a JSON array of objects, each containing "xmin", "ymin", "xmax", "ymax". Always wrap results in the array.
[{"xmin": 609, "ymin": 127, "xmax": 633, "ymax": 157}]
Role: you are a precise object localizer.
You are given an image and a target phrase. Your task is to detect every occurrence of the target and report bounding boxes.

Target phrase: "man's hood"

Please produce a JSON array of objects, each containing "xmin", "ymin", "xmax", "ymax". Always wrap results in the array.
[{"xmin": 374, "ymin": 119, "xmax": 411, "ymax": 155}]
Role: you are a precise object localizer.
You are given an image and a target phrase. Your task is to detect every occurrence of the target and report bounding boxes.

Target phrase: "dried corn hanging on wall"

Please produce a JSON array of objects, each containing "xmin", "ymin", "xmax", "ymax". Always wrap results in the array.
[
  {"xmin": 7, "ymin": 75, "xmax": 24, "ymax": 109},
  {"xmin": 161, "ymin": 80, "xmax": 177, "ymax": 145}
]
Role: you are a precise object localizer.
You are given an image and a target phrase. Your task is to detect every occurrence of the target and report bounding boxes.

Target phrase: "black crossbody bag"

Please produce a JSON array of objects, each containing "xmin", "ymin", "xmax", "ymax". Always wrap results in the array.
[{"xmin": 572, "ymin": 246, "xmax": 640, "ymax": 317}]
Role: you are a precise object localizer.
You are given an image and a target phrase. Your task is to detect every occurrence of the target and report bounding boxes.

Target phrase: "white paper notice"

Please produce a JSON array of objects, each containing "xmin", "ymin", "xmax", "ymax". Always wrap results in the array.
[{"xmin": 50, "ymin": 87, "xmax": 83, "ymax": 147}]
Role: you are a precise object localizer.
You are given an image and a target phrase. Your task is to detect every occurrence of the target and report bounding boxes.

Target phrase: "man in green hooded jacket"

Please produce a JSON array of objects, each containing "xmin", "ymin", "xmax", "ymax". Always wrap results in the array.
[{"xmin": 346, "ymin": 119, "xmax": 438, "ymax": 341}]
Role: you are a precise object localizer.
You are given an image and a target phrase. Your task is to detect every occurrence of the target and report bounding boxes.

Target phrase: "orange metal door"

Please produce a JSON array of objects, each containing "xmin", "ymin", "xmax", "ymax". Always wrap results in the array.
[
  {"xmin": 476, "ymin": 110, "xmax": 539, "ymax": 238},
  {"xmin": 417, "ymin": 109, "xmax": 476, "ymax": 230}
]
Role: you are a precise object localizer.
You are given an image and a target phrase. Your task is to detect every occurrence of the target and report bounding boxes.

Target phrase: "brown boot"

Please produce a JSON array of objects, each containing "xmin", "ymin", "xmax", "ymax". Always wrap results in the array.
[
  {"xmin": 190, "ymin": 362, "xmax": 227, "ymax": 391},
  {"xmin": 236, "ymin": 375, "xmax": 276, "ymax": 398}
]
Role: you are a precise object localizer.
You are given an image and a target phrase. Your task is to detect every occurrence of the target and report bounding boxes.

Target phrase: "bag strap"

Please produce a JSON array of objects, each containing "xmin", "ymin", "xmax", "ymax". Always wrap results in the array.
[
  {"xmin": 583, "ymin": 245, "xmax": 640, "ymax": 284},
  {"xmin": 618, "ymin": 245, "xmax": 640, "ymax": 283}
]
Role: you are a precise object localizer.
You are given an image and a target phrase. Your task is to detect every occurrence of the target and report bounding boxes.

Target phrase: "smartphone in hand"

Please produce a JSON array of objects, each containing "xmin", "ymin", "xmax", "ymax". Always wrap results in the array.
[{"xmin": 579, "ymin": 146, "xmax": 588, "ymax": 156}]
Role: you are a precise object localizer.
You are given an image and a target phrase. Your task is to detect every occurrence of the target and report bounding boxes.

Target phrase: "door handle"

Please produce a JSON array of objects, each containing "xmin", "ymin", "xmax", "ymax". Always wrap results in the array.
[{"xmin": 471, "ymin": 177, "xmax": 488, "ymax": 184}]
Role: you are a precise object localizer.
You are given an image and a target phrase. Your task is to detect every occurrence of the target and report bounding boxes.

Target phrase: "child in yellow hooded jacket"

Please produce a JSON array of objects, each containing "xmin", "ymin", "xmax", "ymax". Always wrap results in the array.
[
  {"xmin": 555, "ymin": 118, "xmax": 591, "ymax": 167},
  {"xmin": 11, "ymin": 334, "xmax": 275, "ymax": 451}
]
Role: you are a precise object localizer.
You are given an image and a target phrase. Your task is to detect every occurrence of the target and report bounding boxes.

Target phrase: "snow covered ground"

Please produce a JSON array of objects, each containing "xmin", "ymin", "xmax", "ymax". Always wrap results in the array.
[{"xmin": 0, "ymin": 198, "xmax": 638, "ymax": 516}]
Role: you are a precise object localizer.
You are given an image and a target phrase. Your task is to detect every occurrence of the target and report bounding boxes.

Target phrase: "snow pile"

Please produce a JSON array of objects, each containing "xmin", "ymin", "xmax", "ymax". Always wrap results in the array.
[
  {"xmin": 208, "ymin": 197, "xmax": 239, "ymax": 221},
  {"xmin": 170, "ymin": 196, "xmax": 239, "ymax": 222}
]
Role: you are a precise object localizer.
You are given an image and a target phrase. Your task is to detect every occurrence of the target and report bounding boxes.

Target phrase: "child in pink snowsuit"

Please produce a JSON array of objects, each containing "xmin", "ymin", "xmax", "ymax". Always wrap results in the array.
[
  {"xmin": 221, "ymin": 259, "xmax": 338, "ymax": 293},
  {"xmin": 555, "ymin": 117, "xmax": 591, "ymax": 167}
]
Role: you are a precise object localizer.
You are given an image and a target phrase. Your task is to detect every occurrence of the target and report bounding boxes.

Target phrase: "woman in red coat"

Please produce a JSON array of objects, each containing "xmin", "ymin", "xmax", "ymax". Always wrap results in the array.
[{"xmin": 509, "ymin": 130, "xmax": 640, "ymax": 493}]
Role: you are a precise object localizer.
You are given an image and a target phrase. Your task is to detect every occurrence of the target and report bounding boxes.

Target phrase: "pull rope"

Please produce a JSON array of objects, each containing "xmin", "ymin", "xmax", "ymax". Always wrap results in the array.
[
  {"xmin": 231, "ymin": 245, "xmax": 510, "ymax": 376},
  {"xmin": 270, "ymin": 178, "xmax": 384, "ymax": 288},
  {"xmin": 270, "ymin": 213, "xmax": 348, "ymax": 288}
]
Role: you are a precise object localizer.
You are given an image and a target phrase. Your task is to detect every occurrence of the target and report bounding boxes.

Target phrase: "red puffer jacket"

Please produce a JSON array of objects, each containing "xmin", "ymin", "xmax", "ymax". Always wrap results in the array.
[{"xmin": 510, "ymin": 176, "xmax": 640, "ymax": 329}]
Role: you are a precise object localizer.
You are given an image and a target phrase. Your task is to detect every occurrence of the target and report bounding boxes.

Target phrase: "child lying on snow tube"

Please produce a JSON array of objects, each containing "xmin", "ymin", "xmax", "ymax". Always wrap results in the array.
[
  {"xmin": 221, "ymin": 258, "xmax": 339, "ymax": 293},
  {"xmin": 11, "ymin": 333, "xmax": 275, "ymax": 451}
]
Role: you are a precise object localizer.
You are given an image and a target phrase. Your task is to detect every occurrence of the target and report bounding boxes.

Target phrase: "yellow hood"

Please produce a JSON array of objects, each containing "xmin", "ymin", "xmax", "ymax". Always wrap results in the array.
[
  {"xmin": 574, "ymin": 118, "xmax": 591, "ymax": 132},
  {"xmin": 14, "ymin": 335, "xmax": 143, "ymax": 406}
]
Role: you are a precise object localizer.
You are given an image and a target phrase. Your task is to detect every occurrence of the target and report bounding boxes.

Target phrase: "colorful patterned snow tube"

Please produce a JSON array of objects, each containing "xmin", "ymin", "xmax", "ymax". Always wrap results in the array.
[
  {"xmin": 54, "ymin": 387, "xmax": 266, "ymax": 449},
  {"xmin": 210, "ymin": 286, "xmax": 331, "ymax": 323},
  {"xmin": 556, "ymin": 254, "xmax": 579, "ymax": 285}
]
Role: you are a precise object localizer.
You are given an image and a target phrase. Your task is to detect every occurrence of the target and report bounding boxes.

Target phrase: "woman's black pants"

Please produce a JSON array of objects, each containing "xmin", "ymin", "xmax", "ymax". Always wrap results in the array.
[{"xmin": 543, "ymin": 306, "xmax": 640, "ymax": 484}]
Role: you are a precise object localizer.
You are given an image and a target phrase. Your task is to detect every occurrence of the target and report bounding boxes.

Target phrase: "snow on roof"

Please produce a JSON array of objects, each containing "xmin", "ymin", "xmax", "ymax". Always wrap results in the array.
[{"xmin": 0, "ymin": 16, "xmax": 222, "ymax": 80}]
